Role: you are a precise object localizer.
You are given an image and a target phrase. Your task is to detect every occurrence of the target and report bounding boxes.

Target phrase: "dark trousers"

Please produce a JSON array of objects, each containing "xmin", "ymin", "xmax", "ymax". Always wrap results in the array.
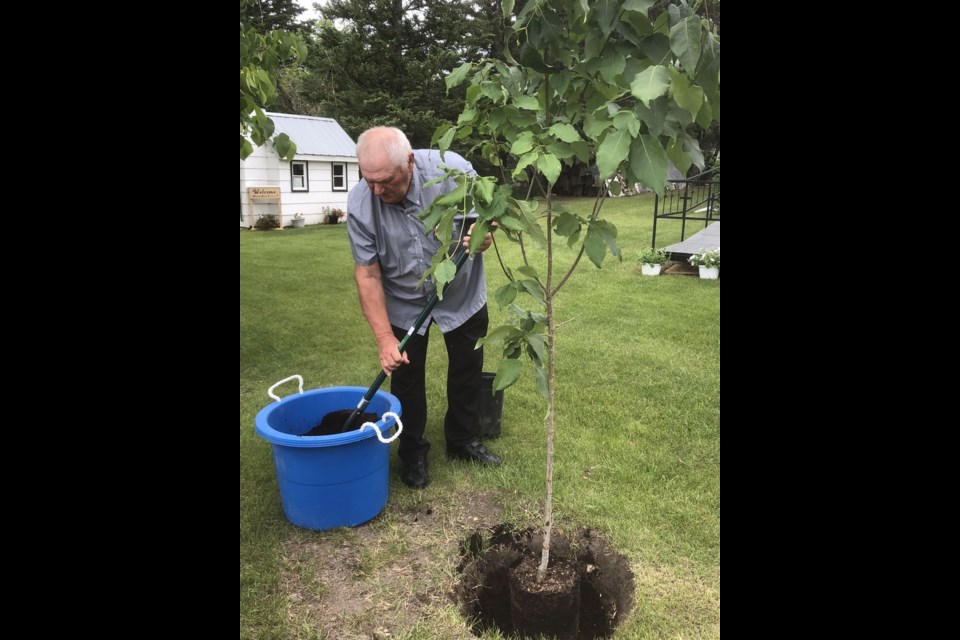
[{"xmin": 390, "ymin": 304, "xmax": 488, "ymax": 462}]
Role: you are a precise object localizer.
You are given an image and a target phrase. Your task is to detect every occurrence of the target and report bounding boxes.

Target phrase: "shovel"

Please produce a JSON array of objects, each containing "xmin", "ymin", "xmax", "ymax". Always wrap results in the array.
[{"xmin": 339, "ymin": 246, "xmax": 471, "ymax": 433}]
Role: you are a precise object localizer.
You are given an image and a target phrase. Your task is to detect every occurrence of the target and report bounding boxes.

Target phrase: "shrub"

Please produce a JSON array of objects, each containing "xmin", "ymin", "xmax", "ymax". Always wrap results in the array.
[
  {"xmin": 322, "ymin": 207, "xmax": 345, "ymax": 224},
  {"xmin": 254, "ymin": 214, "xmax": 280, "ymax": 230}
]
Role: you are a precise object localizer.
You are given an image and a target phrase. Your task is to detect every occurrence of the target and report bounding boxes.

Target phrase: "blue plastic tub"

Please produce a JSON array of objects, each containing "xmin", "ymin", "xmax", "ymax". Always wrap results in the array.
[{"xmin": 254, "ymin": 386, "xmax": 402, "ymax": 531}]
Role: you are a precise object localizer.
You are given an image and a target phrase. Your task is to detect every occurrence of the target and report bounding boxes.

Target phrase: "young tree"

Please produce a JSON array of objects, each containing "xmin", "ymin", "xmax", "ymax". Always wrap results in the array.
[{"xmin": 420, "ymin": 0, "xmax": 719, "ymax": 582}]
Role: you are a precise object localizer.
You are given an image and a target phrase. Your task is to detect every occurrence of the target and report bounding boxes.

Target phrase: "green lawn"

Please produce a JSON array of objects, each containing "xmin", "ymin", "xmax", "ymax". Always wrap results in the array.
[{"xmin": 240, "ymin": 194, "xmax": 720, "ymax": 638}]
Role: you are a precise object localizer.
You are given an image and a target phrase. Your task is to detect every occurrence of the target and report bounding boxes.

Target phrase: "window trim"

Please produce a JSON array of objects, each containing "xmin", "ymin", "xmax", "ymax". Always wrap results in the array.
[
  {"xmin": 332, "ymin": 162, "xmax": 347, "ymax": 191},
  {"xmin": 291, "ymin": 161, "xmax": 309, "ymax": 192}
]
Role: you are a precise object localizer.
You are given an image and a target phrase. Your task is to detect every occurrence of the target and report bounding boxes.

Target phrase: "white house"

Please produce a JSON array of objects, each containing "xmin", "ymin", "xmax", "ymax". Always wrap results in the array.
[{"xmin": 240, "ymin": 113, "xmax": 358, "ymax": 228}]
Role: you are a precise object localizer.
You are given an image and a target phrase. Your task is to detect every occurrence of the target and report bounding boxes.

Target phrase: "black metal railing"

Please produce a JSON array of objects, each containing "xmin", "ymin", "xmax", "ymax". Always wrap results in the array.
[{"xmin": 651, "ymin": 167, "xmax": 720, "ymax": 248}]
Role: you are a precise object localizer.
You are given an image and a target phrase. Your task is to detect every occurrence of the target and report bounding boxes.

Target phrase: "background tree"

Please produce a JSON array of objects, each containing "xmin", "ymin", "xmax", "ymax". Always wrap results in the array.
[
  {"xmin": 420, "ymin": 0, "xmax": 720, "ymax": 583},
  {"xmin": 240, "ymin": 0, "xmax": 308, "ymax": 34},
  {"xmin": 240, "ymin": 0, "xmax": 308, "ymax": 160},
  {"xmin": 301, "ymin": 0, "xmax": 506, "ymax": 148}
]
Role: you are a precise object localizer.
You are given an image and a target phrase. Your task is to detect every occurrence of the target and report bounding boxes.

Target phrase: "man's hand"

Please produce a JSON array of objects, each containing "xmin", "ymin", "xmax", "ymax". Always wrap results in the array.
[
  {"xmin": 463, "ymin": 221, "xmax": 497, "ymax": 254},
  {"xmin": 377, "ymin": 333, "xmax": 410, "ymax": 376}
]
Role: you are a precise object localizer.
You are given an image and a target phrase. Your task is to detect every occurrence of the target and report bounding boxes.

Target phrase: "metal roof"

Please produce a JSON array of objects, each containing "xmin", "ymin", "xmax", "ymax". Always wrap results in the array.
[{"xmin": 266, "ymin": 112, "xmax": 357, "ymax": 159}]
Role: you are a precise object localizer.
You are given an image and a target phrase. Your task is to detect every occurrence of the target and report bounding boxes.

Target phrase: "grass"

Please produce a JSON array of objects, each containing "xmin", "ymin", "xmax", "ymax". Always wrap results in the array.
[{"xmin": 240, "ymin": 193, "xmax": 720, "ymax": 638}]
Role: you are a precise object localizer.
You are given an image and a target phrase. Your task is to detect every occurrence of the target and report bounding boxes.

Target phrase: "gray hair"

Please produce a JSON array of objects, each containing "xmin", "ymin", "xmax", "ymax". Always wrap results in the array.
[{"xmin": 356, "ymin": 126, "xmax": 412, "ymax": 168}]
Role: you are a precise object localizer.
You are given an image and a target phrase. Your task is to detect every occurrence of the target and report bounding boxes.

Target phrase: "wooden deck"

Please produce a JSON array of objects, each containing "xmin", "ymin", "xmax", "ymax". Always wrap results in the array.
[{"xmin": 663, "ymin": 221, "xmax": 720, "ymax": 259}]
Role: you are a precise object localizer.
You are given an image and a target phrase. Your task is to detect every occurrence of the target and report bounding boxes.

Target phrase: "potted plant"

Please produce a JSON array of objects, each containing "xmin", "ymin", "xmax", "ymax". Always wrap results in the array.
[
  {"xmin": 638, "ymin": 247, "xmax": 669, "ymax": 276},
  {"xmin": 290, "ymin": 212, "xmax": 305, "ymax": 228},
  {"xmin": 688, "ymin": 248, "xmax": 720, "ymax": 279}
]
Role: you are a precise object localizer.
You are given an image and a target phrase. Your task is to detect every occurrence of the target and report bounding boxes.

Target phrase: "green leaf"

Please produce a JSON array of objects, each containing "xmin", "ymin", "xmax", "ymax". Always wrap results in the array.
[
  {"xmin": 507, "ymin": 109, "xmax": 537, "ymax": 127},
  {"xmin": 494, "ymin": 358, "xmax": 522, "ymax": 392},
  {"xmin": 577, "ymin": 0, "xmax": 589, "ymax": 21},
  {"xmin": 431, "ymin": 123, "xmax": 452, "ymax": 148},
  {"xmin": 640, "ymin": 33, "xmax": 672, "ymax": 65},
  {"xmin": 510, "ymin": 132, "xmax": 536, "ymax": 155},
  {"xmin": 696, "ymin": 31, "xmax": 720, "ymax": 96},
  {"xmin": 526, "ymin": 333, "xmax": 547, "ymax": 367},
  {"xmin": 598, "ymin": 53, "xmax": 627, "ymax": 84},
  {"xmin": 468, "ymin": 220, "xmax": 492, "ymax": 252},
  {"xmin": 683, "ymin": 133, "xmax": 705, "ymax": 170},
  {"xmin": 512, "ymin": 152, "xmax": 538, "ymax": 181},
  {"xmin": 517, "ymin": 265, "xmax": 540, "ymax": 280},
  {"xmin": 521, "ymin": 214, "xmax": 547, "ymax": 249},
  {"xmin": 584, "ymin": 227, "xmax": 607, "ymax": 268},
  {"xmin": 634, "ymin": 95, "xmax": 668, "ymax": 137},
  {"xmin": 629, "ymin": 134, "xmax": 668, "ymax": 198},
  {"xmin": 670, "ymin": 15, "xmax": 701, "ymax": 73},
  {"xmin": 553, "ymin": 212, "xmax": 581, "ymax": 237},
  {"xmin": 518, "ymin": 279, "xmax": 545, "ymax": 306},
  {"xmin": 457, "ymin": 106, "xmax": 478, "ymax": 126},
  {"xmin": 273, "ymin": 133, "xmax": 296, "ymax": 161},
  {"xmin": 433, "ymin": 180, "xmax": 468, "ymax": 206},
  {"xmin": 437, "ymin": 126, "xmax": 456, "ymax": 155},
  {"xmin": 584, "ymin": 31, "xmax": 604, "ymax": 60},
  {"xmin": 240, "ymin": 136, "xmax": 253, "ymax": 160},
  {"xmin": 547, "ymin": 141, "xmax": 576, "ymax": 160},
  {"xmin": 536, "ymin": 153, "xmax": 562, "ymax": 186},
  {"xmin": 498, "ymin": 215, "xmax": 525, "ymax": 232},
  {"xmin": 583, "ymin": 111, "xmax": 610, "ymax": 140},
  {"xmin": 667, "ymin": 137, "xmax": 692, "ymax": 177},
  {"xmin": 479, "ymin": 82, "xmax": 505, "ymax": 103},
  {"xmin": 473, "ymin": 176, "xmax": 495, "ymax": 204},
  {"xmin": 420, "ymin": 204, "xmax": 445, "ymax": 234},
  {"xmin": 612, "ymin": 110, "xmax": 640, "ymax": 136},
  {"xmin": 478, "ymin": 324, "xmax": 520, "ymax": 348},
  {"xmin": 669, "ymin": 68, "xmax": 703, "ymax": 119},
  {"xmin": 513, "ymin": 95, "xmax": 540, "ymax": 110},
  {"xmin": 495, "ymin": 284, "xmax": 518, "ymax": 307},
  {"xmin": 567, "ymin": 228, "xmax": 582, "ymax": 249},
  {"xmin": 630, "ymin": 65, "xmax": 670, "ymax": 107},
  {"xmin": 534, "ymin": 364, "xmax": 548, "ymax": 400},
  {"xmin": 594, "ymin": 0, "xmax": 620, "ymax": 36},
  {"xmin": 548, "ymin": 123, "xmax": 582, "ymax": 143},
  {"xmin": 445, "ymin": 62, "xmax": 473, "ymax": 91},
  {"xmin": 596, "ymin": 129, "xmax": 632, "ymax": 180},
  {"xmin": 622, "ymin": 0, "xmax": 654, "ymax": 16},
  {"xmin": 591, "ymin": 219, "xmax": 622, "ymax": 261},
  {"xmin": 696, "ymin": 95, "xmax": 716, "ymax": 128},
  {"xmin": 502, "ymin": 0, "xmax": 514, "ymax": 20},
  {"xmin": 433, "ymin": 258, "xmax": 458, "ymax": 297}
]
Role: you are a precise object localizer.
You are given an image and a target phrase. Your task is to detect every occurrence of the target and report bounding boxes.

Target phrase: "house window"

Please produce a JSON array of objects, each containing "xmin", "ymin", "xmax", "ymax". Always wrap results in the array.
[
  {"xmin": 291, "ymin": 161, "xmax": 308, "ymax": 192},
  {"xmin": 332, "ymin": 163, "xmax": 347, "ymax": 191}
]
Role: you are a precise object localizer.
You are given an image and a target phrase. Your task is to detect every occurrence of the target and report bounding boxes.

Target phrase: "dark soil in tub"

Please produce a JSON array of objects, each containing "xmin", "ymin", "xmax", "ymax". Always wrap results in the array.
[{"xmin": 303, "ymin": 409, "xmax": 380, "ymax": 436}]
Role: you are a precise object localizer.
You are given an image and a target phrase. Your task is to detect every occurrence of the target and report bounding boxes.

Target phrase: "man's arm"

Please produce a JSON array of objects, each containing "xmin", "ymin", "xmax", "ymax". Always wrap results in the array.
[{"xmin": 354, "ymin": 263, "xmax": 410, "ymax": 375}]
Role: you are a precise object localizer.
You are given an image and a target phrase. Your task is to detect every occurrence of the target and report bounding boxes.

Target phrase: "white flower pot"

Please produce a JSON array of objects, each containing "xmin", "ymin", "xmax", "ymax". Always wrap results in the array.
[
  {"xmin": 698, "ymin": 266, "xmax": 719, "ymax": 279},
  {"xmin": 640, "ymin": 263, "xmax": 662, "ymax": 276},
  {"xmin": 289, "ymin": 218, "xmax": 305, "ymax": 228}
]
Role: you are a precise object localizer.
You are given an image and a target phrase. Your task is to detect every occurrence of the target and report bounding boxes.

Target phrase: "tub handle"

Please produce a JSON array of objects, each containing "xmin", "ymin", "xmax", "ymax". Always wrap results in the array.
[
  {"xmin": 267, "ymin": 375, "xmax": 304, "ymax": 403},
  {"xmin": 360, "ymin": 411, "xmax": 403, "ymax": 444}
]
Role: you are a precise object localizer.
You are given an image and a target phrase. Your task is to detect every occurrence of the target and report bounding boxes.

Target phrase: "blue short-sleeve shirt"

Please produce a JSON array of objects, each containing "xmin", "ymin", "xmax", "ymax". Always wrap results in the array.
[{"xmin": 346, "ymin": 149, "xmax": 486, "ymax": 334}]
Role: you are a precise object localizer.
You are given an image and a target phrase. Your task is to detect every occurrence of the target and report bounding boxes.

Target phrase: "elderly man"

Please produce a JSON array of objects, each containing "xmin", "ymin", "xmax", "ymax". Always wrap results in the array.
[{"xmin": 346, "ymin": 126, "xmax": 502, "ymax": 489}]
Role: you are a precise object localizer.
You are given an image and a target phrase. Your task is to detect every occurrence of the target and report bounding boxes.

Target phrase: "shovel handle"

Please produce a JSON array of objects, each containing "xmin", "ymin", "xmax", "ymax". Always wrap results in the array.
[{"xmin": 341, "ymin": 247, "xmax": 472, "ymax": 432}]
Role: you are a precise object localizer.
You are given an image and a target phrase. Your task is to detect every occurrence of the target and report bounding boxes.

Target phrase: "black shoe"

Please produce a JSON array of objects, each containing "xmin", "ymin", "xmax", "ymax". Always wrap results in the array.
[
  {"xmin": 446, "ymin": 439, "xmax": 502, "ymax": 466},
  {"xmin": 400, "ymin": 456, "xmax": 429, "ymax": 489}
]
